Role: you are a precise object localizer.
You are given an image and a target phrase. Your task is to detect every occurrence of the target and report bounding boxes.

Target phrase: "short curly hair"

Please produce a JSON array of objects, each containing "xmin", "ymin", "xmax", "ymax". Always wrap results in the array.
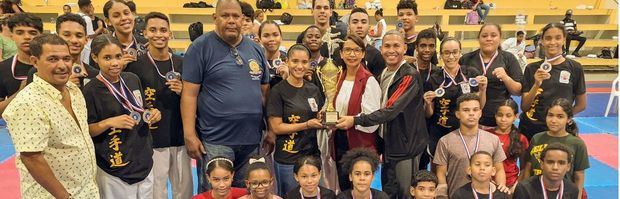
[{"xmin": 339, "ymin": 148, "xmax": 380, "ymax": 175}]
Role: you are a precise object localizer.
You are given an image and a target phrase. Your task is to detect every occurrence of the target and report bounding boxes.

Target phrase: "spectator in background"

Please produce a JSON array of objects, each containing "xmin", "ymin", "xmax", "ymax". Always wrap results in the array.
[
  {"xmin": 0, "ymin": 0, "xmax": 23, "ymax": 14},
  {"xmin": 240, "ymin": 1, "xmax": 258, "ymax": 40},
  {"xmin": 370, "ymin": 8, "xmax": 386, "ymax": 50},
  {"xmin": 127, "ymin": 1, "xmax": 147, "ymax": 41},
  {"xmin": 63, "ymin": 4, "xmax": 72, "ymax": 14},
  {"xmin": 501, "ymin": 31, "xmax": 527, "ymax": 71},
  {"xmin": 77, "ymin": 0, "xmax": 95, "ymax": 38},
  {"xmin": 472, "ymin": 0, "xmax": 490, "ymax": 24},
  {"xmin": 561, "ymin": 9, "xmax": 586, "ymax": 57},
  {"xmin": 254, "ymin": 10, "xmax": 266, "ymax": 25},
  {"xmin": 0, "ymin": 16, "xmax": 16, "ymax": 61}
]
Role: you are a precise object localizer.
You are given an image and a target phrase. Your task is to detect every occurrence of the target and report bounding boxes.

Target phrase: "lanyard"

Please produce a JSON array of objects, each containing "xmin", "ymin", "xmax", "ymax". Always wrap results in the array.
[
  {"xmin": 300, "ymin": 187, "xmax": 320, "ymax": 199},
  {"xmin": 416, "ymin": 60, "xmax": 432, "ymax": 82},
  {"xmin": 478, "ymin": 51, "xmax": 499, "ymax": 76},
  {"xmin": 11, "ymin": 55, "xmax": 27, "ymax": 80},
  {"xmin": 540, "ymin": 176, "xmax": 564, "ymax": 199},
  {"xmin": 458, "ymin": 129, "xmax": 480, "ymax": 159},
  {"xmin": 147, "ymin": 51, "xmax": 175, "ymax": 79},
  {"xmin": 96, "ymin": 73, "xmax": 144, "ymax": 113},
  {"xmin": 440, "ymin": 68, "xmax": 467, "ymax": 88},
  {"xmin": 471, "ymin": 183, "xmax": 493, "ymax": 199}
]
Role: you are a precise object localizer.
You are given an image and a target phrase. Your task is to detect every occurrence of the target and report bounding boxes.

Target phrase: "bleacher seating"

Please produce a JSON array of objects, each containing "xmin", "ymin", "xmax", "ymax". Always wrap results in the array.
[{"xmin": 21, "ymin": 0, "xmax": 619, "ymax": 69}]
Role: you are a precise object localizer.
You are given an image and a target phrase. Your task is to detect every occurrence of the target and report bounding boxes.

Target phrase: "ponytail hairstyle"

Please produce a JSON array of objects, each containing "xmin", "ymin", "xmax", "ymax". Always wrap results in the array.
[
  {"xmin": 477, "ymin": 23, "xmax": 502, "ymax": 50},
  {"xmin": 498, "ymin": 99, "xmax": 525, "ymax": 159},
  {"xmin": 547, "ymin": 98, "xmax": 579, "ymax": 136},
  {"xmin": 339, "ymin": 147, "xmax": 380, "ymax": 175},
  {"xmin": 374, "ymin": 8, "xmax": 383, "ymax": 17},
  {"xmin": 206, "ymin": 156, "xmax": 234, "ymax": 177}
]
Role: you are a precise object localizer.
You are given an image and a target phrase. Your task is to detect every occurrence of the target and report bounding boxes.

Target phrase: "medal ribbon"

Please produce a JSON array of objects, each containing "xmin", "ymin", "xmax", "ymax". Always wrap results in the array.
[
  {"xmin": 147, "ymin": 51, "xmax": 175, "ymax": 79},
  {"xmin": 540, "ymin": 176, "xmax": 564, "ymax": 199},
  {"xmin": 97, "ymin": 73, "xmax": 144, "ymax": 113},
  {"xmin": 416, "ymin": 60, "xmax": 432, "ymax": 82},
  {"xmin": 299, "ymin": 187, "xmax": 320, "ymax": 199},
  {"xmin": 544, "ymin": 54, "xmax": 563, "ymax": 64},
  {"xmin": 11, "ymin": 55, "xmax": 27, "ymax": 80},
  {"xmin": 113, "ymin": 32, "xmax": 137, "ymax": 52},
  {"xmin": 471, "ymin": 183, "xmax": 493, "ymax": 199},
  {"xmin": 478, "ymin": 51, "xmax": 499, "ymax": 76},
  {"xmin": 458, "ymin": 129, "xmax": 480, "ymax": 159},
  {"xmin": 440, "ymin": 68, "xmax": 467, "ymax": 88}
]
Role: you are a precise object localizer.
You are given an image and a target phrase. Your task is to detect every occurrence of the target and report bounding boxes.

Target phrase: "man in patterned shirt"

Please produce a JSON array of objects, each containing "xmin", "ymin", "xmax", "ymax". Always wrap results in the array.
[{"xmin": 2, "ymin": 34, "xmax": 99, "ymax": 198}]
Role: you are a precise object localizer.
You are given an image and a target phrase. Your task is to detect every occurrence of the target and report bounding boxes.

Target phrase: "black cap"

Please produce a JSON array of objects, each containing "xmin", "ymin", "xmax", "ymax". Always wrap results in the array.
[
  {"xmin": 78, "ymin": 0, "xmax": 92, "ymax": 8},
  {"xmin": 566, "ymin": 9, "xmax": 573, "ymax": 15}
]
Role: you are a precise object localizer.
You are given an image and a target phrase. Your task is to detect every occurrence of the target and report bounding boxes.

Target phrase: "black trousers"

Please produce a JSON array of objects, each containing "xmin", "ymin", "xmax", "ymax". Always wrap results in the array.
[{"xmin": 566, "ymin": 34, "xmax": 587, "ymax": 55}]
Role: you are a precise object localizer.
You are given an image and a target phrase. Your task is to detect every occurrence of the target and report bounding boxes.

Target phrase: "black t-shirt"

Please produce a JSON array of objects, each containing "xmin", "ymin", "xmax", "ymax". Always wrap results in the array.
[
  {"xmin": 451, "ymin": 182, "xmax": 511, "ymax": 199},
  {"xmin": 0, "ymin": 55, "xmax": 31, "ymax": 99},
  {"xmin": 406, "ymin": 41, "xmax": 416, "ymax": 57},
  {"xmin": 459, "ymin": 49, "xmax": 523, "ymax": 126},
  {"xmin": 266, "ymin": 80, "xmax": 324, "ymax": 164},
  {"xmin": 83, "ymin": 72, "xmax": 153, "ymax": 184},
  {"xmin": 285, "ymin": 186, "xmax": 337, "ymax": 199},
  {"xmin": 416, "ymin": 63, "xmax": 439, "ymax": 91},
  {"xmin": 519, "ymin": 59, "xmax": 586, "ymax": 136},
  {"xmin": 513, "ymin": 176, "xmax": 579, "ymax": 199},
  {"xmin": 427, "ymin": 66, "xmax": 481, "ymax": 134},
  {"xmin": 267, "ymin": 50, "xmax": 288, "ymax": 88},
  {"xmin": 26, "ymin": 62, "xmax": 99, "ymax": 87},
  {"xmin": 332, "ymin": 44, "xmax": 386, "ymax": 78},
  {"xmin": 336, "ymin": 189, "xmax": 389, "ymax": 199},
  {"xmin": 125, "ymin": 53, "xmax": 184, "ymax": 148},
  {"xmin": 92, "ymin": 16, "xmax": 106, "ymax": 32}
]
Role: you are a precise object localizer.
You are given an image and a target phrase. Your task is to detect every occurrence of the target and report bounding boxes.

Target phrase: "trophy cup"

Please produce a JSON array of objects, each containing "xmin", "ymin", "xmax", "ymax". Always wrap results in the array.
[{"xmin": 316, "ymin": 28, "xmax": 343, "ymax": 125}]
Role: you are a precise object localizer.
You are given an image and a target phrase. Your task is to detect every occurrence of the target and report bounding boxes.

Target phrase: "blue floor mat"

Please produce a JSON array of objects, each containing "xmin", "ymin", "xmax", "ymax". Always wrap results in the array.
[
  {"xmin": 585, "ymin": 157, "xmax": 618, "ymax": 187},
  {"xmin": 576, "ymin": 117, "xmax": 619, "ymax": 135},
  {"xmin": 0, "ymin": 129, "xmax": 14, "ymax": 164}
]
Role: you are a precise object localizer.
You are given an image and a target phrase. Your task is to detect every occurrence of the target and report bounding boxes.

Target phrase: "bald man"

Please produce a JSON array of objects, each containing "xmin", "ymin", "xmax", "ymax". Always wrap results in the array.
[{"xmin": 181, "ymin": 0, "xmax": 270, "ymax": 192}]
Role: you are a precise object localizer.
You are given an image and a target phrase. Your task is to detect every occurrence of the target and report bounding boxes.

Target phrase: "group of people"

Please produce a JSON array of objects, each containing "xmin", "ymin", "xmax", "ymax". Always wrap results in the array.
[{"xmin": 0, "ymin": 0, "xmax": 591, "ymax": 199}]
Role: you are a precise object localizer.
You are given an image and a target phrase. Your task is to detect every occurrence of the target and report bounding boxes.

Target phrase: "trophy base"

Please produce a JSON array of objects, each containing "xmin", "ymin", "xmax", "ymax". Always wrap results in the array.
[{"xmin": 323, "ymin": 111, "xmax": 339, "ymax": 125}]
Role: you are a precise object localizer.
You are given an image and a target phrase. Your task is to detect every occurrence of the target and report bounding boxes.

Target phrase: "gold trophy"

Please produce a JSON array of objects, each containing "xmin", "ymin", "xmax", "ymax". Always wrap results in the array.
[{"xmin": 316, "ymin": 28, "xmax": 343, "ymax": 125}]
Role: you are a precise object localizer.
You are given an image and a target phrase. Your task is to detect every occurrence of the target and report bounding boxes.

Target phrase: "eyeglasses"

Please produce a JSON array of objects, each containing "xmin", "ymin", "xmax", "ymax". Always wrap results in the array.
[
  {"xmin": 247, "ymin": 180, "xmax": 272, "ymax": 189},
  {"xmin": 441, "ymin": 51, "xmax": 460, "ymax": 58},
  {"xmin": 342, "ymin": 47, "xmax": 363, "ymax": 56},
  {"xmin": 231, "ymin": 48, "xmax": 243, "ymax": 66}
]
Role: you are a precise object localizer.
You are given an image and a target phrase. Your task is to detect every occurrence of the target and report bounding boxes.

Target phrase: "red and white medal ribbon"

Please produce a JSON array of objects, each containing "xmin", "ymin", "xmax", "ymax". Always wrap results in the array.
[
  {"xmin": 471, "ymin": 183, "xmax": 493, "ymax": 199},
  {"xmin": 416, "ymin": 60, "xmax": 432, "ymax": 82},
  {"xmin": 441, "ymin": 68, "xmax": 467, "ymax": 88},
  {"xmin": 540, "ymin": 176, "xmax": 564, "ymax": 199},
  {"xmin": 458, "ymin": 129, "xmax": 480, "ymax": 159},
  {"xmin": 147, "ymin": 51, "xmax": 175, "ymax": 79},
  {"xmin": 478, "ymin": 51, "xmax": 499, "ymax": 76},
  {"xmin": 96, "ymin": 73, "xmax": 144, "ymax": 113},
  {"xmin": 11, "ymin": 55, "xmax": 26, "ymax": 80},
  {"xmin": 113, "ymin": 32, "xmax": 137, "ymax": 53},
  {"xmin": 544, "ymin": 54, "xmax": 563, "ymax": 64}
]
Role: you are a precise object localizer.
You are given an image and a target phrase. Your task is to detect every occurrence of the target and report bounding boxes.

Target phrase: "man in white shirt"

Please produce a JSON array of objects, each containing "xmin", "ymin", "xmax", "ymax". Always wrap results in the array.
[{"xmin": 501, "ymin": 31, "xmax": 526, "ymax": 71}]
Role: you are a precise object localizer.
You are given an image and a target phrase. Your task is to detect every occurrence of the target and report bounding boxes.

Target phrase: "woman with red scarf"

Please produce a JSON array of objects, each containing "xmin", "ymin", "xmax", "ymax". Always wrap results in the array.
[{"xmin": 333, "ymin": 34, "xmax": 381, "ymax": 191}]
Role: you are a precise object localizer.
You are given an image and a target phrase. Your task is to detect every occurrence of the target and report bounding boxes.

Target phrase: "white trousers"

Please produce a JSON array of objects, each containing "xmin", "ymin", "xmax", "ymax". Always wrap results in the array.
[
  {"xmin": 96, "ymin": 167, "xmax": 154, "ymax": 199},
  {"xmin": 152, "ymin": 146, "xmax": 193, "ymax": 199}
]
